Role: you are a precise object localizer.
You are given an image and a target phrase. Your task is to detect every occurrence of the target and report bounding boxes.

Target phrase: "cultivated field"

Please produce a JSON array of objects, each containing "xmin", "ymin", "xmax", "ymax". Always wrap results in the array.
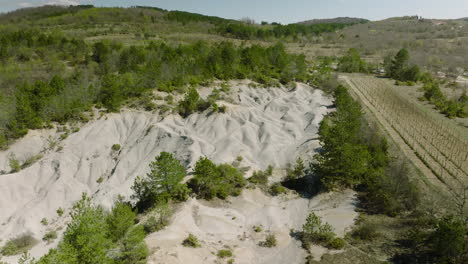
[{"xmin": 342, "ymin": 75, "xmax": 468, "ymax": 197}]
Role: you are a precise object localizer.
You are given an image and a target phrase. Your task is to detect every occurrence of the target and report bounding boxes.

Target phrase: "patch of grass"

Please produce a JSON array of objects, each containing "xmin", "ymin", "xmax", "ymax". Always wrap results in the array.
[
  {"xmin": 182, "ymin": 233, "xmax": 201, "ymax": 248},
  {"xmin": 217, "ymin": 249, "xmax": 233, "ymax": 258},
  {"xmin": 21, "ymin": 154, "xmax": 43, "ymax": 169},
  {"xmin": 0, "ymin": 234, "xmax": 37, "ymax": 256},
  {"xmin": 59, "ymin": 132, "xmax": 69, "ymax": 140},
  {"xmin": 253, "ymin": 225, "xmax": 263, "ymax": 233}
]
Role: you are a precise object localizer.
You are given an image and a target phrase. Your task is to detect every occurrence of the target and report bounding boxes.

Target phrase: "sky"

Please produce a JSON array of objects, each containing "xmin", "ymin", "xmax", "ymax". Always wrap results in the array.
[{"xmin": 0, "ymin": 0, "xmax": 467, "ymax": 24}]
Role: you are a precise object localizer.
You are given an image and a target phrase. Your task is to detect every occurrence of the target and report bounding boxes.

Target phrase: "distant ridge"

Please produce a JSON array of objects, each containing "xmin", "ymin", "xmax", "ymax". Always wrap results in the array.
[{"xmin": 297, "ymin": 17, "xmax": 369, "ymax": 25}]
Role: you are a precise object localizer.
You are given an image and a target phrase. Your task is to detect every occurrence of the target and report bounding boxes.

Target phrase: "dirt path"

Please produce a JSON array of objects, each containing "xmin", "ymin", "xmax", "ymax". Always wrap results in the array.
[{"xmin": 339, "ymin": 75, "xmax": 449, "ymax": 195}]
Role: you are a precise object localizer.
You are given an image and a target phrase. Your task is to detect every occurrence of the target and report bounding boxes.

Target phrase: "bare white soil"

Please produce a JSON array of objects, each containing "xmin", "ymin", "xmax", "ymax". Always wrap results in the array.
[
  {"xmin": 146, "ymin": 189, "xmax": 357, "ymax": 264},
  {"xmin": 0, "ymin": 82, "xmax": 356, "ymax": 263}
]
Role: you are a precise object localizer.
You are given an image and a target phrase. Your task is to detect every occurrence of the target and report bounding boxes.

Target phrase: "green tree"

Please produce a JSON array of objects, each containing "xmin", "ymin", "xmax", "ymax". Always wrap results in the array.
[
  {"xmin": 338, "ymin": 48, "xmax": 368, "ymax": 73},
  {"xmin": 313, "ymin": 85, "xmax": 370, "ymax": 189},
  {"xmin": 132, "ymin": 152, "xmax": 187, "ymax": 210},
  {"xmin": 115, "ymin": 226, "xmax": 148, "ymax": 264},
  {"xmin": 58, "ymin": 193, "xmax": 112, "ymax": 264},
  {"xmin": 106, "ymin": 198, "xmax": 136, "ymax": 242},
  {"xmin": 188, "ymin": 157, "xmax": 220, "ymax": 199},
  {"xmin": 188, "ymin": 157, "xmax": 246, "ymax": 199},
  {"xmin": 390, "ymin": 48, "xmax": 410, "ymax": 79},
  {"xmin": 302, "ymin": 212, "xmax": 335, "ymax": 245},
  {"xmin": 287, "ymin": 157, "xmax": 305, "ymax": 180}
]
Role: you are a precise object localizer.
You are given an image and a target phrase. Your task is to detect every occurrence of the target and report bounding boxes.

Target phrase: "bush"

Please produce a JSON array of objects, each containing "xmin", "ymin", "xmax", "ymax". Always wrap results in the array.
[
  {"xmin": 143, "ymin": 203, "xmax": 171, "ymax": 234},
  {"xmin": 301, "ymin": 212, "xmax": 336, "ymax": 247},
  {"xmin": 1, "ymin": 234, "xmax": 37, "ymax": 256},
  {"xmin": 111, "ymin": 144, "xmax": 121, "ymax": 151},
  {"xmin": 248, "ymin": 170, "xmax": 269, "ymax": 185},
  {"xmin": 327, "ymin": 237, "xmax": 345, "ymax": 249},
  {"xmin": 217, "ymin": 249, "xmax": 233, "ymax": 258},
  {"xmin": 269, "ymin": 183, "xmax": 287, "ymax": 196},
  {"xmin": 259, "ymin": 234, "xmax": 277, "ymax": 248},
  {"xmin": 286, "ymin": 157, "xmax": 305, "ymax": 180},
  {"xmin": 430, "ymin": 215, "xmax": 465, "ymax": 263},
  {"xmin": 8, "ymin": 153, "xmax": 21, "ymax": 173},
  {"xmin": 56, "ymin": 207, "xmax": 64, "ymax": 217},
  {"xmin": 182, "ymin": 234, "xmax": 201, "ymax": 248},
  {"xmin": 253, "ymin": 225, "xmax": 263, "ymax": 232},
  {"xmin": 41, "ymin": 218, "xmax": 48, "ymax": 225},
  {"xmin": 178, "ymin": 87, "xmax": 201, "ymax": 117},
  {"xmin": 42, "ymin": 231, "xmax": 57, "ymax": 243}
]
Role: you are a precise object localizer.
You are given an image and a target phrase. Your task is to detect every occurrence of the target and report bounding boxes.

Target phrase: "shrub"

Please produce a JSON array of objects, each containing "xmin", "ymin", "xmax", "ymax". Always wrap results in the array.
[
  {"xmin": 97, "ymin": 177, "xmax": 104, "ymax": 183},
  {"xmin": 41, "ymin": 218, "xmax": 48, "ymax": 225},
  {"xmin": 253, "ymin": 225, "xmax": 263, "ymax": 233},
  {"xmin": 217, "ymin": 249, "xmax": 233, "ymax": 258},
  {"xmin": 143, "ymin": 203, "xmax": 171, "ymax": 234},
  {"xmin": 286, "ymin": 157, "xmax": 305, "ymax": 180},
  {"xmin": 182, "ymin": 234, "xmax": 201, "ymax": 248},
  {"xmin": 0, "ymin": 234, "xmax": 37, "ymax": 256},
  {"xmin": 248, "ymin": 170, "xmax": 268, "ymax": 185},
  {"xmin": 301, "ymin": 212, "xmax": 336, "ymax": 247},
  {"xmin": 269, "ymin": 183, "xmax": 287, "ymax": 196},
  {"xmin": 42, "ymin": 231, "xmax": 57, "ymax": 243},
  {"xmin": 56, "ymin": 207, "xmax": 64, "ymax": 217},
  {"xmin": 178, "ymin": 87, "xmax": 200, "ymax": 117},
  {"xmin": 430, "ymin": 215, "xmax": 465, "ymax": 263},
  {"xmin": 8, "ymin": 153, "xmax": 21, "ymax": 173},
  {"xmin": 0, "ymin": 133, "xmax": 7, "ymax": 150},
  {"xmin": 111, "ymin": 144, "xmax": 121, "ymax": 151},
  {"xmin": 327, "ymin": 237, "xmax": 345, "ymax": 249},
  {"xmin": 259, "ymin": 234, "xmax": 277, "ymax": 248}
]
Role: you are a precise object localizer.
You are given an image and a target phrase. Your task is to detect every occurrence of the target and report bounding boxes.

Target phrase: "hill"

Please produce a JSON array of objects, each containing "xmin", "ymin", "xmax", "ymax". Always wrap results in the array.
[{"xmin": 297, "ymin": 17, "xmax": 369, "ymax": 25}]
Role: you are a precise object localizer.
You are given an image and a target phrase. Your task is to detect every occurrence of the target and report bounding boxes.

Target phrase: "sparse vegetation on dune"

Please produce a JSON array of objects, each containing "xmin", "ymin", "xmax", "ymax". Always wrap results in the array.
[{"xmin": 0, "ymin": 5, "xmax": 467, "ymax": 264}]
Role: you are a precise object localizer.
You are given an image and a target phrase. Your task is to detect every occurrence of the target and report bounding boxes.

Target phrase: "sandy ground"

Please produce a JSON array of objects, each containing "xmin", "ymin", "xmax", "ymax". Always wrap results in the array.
[
  {"xmin": 146, "ymin": 189, "xmax": 357, "ymax": 264},
  {"xmin": 0, "ymin": 83, "xmax": 356, "ymax": 263}
]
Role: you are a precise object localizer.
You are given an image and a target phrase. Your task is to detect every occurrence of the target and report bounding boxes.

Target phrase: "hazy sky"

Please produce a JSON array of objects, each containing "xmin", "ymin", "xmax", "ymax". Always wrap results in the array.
[{"xmin": 1, "ymin": 0, "xmax": 467, "ymax": 23}]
